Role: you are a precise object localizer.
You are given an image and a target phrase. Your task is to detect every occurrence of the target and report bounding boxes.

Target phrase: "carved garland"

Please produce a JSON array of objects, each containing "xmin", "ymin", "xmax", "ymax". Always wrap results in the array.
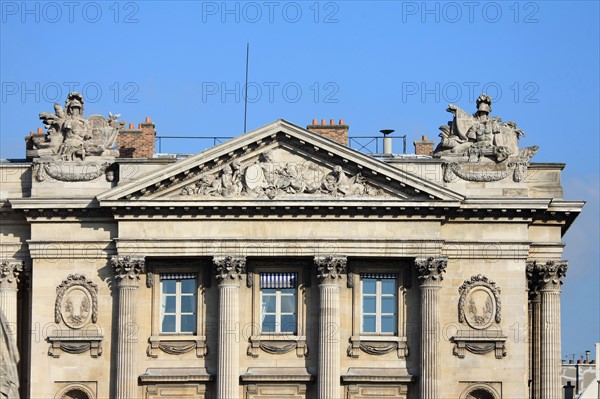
[
  {"xmin": 54, "ymin": 274, "xmax": 98, "ymax": 327},
  {"xmin": 458, "ymin": 274, "xmax": 501, "ymax": 329},
  {"xmin": 442, "ymin": 146, "xmax": 539, "ymax": 183},
  {"xmin": 33, "ymin": 160, "xmax": 113, "ymax": 182}
]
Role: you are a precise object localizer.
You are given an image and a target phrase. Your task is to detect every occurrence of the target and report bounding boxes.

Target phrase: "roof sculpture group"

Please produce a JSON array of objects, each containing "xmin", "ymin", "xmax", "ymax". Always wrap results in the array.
[
  {"xmin": 434, "ymin": 94, "xmax": 539, "ymax": 182},
  {"xmin": 26, "ymin": 92, "xmax": 538, "ymax": 185}
]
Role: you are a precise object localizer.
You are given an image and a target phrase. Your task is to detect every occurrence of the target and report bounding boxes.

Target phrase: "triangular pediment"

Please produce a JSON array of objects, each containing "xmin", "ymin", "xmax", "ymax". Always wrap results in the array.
[{"xmin": 97, "ymin": 120, "xmax": 464, "ymax": 203}]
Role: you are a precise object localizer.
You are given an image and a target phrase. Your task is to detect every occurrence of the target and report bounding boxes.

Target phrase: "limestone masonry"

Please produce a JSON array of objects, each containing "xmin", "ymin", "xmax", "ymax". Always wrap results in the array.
[{"xmin": 0, "ymin": 93, "xmax": 584, "ymax": 398}]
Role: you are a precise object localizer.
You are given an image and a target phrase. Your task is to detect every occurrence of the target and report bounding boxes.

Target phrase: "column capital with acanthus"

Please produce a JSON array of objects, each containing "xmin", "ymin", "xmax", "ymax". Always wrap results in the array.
[
  {"xmin": 213, "ymin": 256, "xmax": 246, "ymax": 283},
  {"xmin": 0, "ymin": 259, "xmax": 26, "ymax": 290},
  {"xmin": 314, "ymin": 256, "xmax": 347, "ymax": 283},
  {"xmin": 415, "ymin": 257, "xmax": 447, "ymax": 286},
  {"xmin": 112, "ymin": 256, "xmax": 145, "ymax": 286},
  {"xmin": 526, "ymin": 260, "xmax": 567, "ymax": 293}
]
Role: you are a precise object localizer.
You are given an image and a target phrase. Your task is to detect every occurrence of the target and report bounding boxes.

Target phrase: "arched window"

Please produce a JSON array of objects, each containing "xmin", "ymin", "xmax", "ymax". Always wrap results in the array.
[
  {"xmin": 465, "ymin": 387, "xmax": 496, "ymax": 399},
  {"xmin": 62, "ymin": 389, "xmax": 90, "ymax": 399}
]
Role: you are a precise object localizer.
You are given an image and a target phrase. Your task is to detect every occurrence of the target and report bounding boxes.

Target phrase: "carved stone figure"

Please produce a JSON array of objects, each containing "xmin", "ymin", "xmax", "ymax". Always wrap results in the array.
[
  {"xmin": 0, "ymin": 310, "xmax": 19, "ymax": 399},
  {"xmin": 180, "ymin": 150, "xmax": 379, "ymax": 199},
  {"xmin": 28, "ymin": 93, "xmax": 123, "ymax": 183},
  {"xmin": 434, "ymin": 94, "xmax": 539, "ymax": 183},
  {"xmin": 32, "ymin": 93, "xmax": 121, "ymax": 160}
]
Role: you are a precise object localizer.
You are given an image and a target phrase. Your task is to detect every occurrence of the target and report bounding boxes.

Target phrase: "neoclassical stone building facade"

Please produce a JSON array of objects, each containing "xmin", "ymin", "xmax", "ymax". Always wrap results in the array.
[{"xmin": 0, "ymin": 94, "xmax": 583, "ymax": 398}]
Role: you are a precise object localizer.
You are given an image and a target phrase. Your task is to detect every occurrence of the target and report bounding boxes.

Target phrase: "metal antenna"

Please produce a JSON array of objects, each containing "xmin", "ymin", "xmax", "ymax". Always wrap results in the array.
[{"xmin": 244, "ymin": 42, "xmax": 250, "ymax": 133}]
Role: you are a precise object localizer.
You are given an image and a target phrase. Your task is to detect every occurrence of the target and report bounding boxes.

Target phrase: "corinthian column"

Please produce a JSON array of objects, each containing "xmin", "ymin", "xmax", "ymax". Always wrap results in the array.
[
  {"xmin": 415, "ymin": 257, "xmax": 447, "ymax": 399},
  {"xmin": 214, "ymin": 256, "xmax": 246, "ymax": 399},
  {"xmin": 529, "ymin": 260, "xmax": 567, "ymax": 399},
  {"xmin": 314, "ymin": 256, "xmax": 346, "ymax": 399},
  {"xmin": 0, "ymin": 259, "xmax": 24, "ymax": 328},
  {"xmin": 112, "ymin": 256, "xmax": 145, "ymax": 399}
]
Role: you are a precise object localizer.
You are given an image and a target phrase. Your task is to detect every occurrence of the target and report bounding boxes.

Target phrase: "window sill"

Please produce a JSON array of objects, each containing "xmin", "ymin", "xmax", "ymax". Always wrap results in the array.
[
  {"xmin": 248, "ymin": 335, "xmax": 307, "ymax": 358},
  {"xmin": 451, "ymin": 330, "xmax": 507, "ymax": 359},
  {"xmin": 348, "ymin": 335, "xmax": 408, "ymax": 358},
  {"xmin": 47, "ymin": 330, "xmax": 103, "ymax": 358},
  {"xmin": 147, "ymin": 335, "xmax": 207, "ymax": 358}
]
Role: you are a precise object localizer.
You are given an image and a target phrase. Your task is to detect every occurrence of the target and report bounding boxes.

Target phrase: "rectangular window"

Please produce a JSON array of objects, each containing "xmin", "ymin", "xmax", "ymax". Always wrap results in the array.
[
  {"xmin": 260, "ymin": 272, "xmax": 297, "ymax": 334},
  {"xmin": 361, "ymin": 273, "xmax": 397, "ymax": 334},
  {"xmin": 160, "ymin": 273, "xmax": 197, "ymax": 334}
]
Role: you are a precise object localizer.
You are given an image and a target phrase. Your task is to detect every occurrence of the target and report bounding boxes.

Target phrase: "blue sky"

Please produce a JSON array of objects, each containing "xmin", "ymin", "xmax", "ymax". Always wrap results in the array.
[{"xmin": 1, "ymin": 1, "xmax": 598, "ymax": 359}]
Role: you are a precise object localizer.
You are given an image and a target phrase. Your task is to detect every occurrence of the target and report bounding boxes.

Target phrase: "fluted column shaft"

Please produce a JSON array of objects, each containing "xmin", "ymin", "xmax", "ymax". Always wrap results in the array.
[
  {"xmin": 214, "ymin": 256, "xmax": 246, "ymax": 399},
  {"xmin": 0, "ymin": 260, "xmax": 24, "ymax": 329},
  {"xmin": 540, "ymin": 288, "xmax": 561, "ymax": 399},
  {"xmin": 318, "ymin": 282, "xmax": 340, "ymax": 398},
  {"xmin": 420, "ymin": 283, "xmax": 440, "ymax": 399},
  {"xmin": 217, "ymin": 282, "xmax": 240, "ymax": 399},
  {"xmin": 315, "ymin": 256, "xmax": 346, "ymax": 399},
  {"xmin": 116, "ymin": 283, "xmax": 137, "ymax": 399},
  {"xmin": 527, "ymin": 260, "xmax": 567, "ymax": 399},
  {"xmin": 112, "ymin": 256, "xmax": 145, "ymax": 399},
  {"xmin": 415, "ymin": 257, "xmax": 447, "ymax": 399}
]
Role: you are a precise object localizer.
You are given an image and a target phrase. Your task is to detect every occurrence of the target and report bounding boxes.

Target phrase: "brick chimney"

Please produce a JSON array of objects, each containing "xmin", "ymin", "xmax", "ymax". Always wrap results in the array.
[
  {"xmin": 117, "ymin": 117, "xmax": 156, "ymax": 158},
  {"xmin": 306, "ymin": 119, "xmax": 349, "ymax": 145},
  {"xmin": 414, "ymin": 135, "xmax": 434, "ymax": 156}
]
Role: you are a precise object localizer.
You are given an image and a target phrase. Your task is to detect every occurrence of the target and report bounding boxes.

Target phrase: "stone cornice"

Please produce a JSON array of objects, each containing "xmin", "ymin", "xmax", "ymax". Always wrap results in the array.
[
  {"xmin": 213, "ymin": 256, "xmax": 246, "ymax": 283},
  {"xmin": 415, "ymin": 257, "xmax": 448, "ymax": 286},
  {"xmin": 112, "ymin": 256, "xmax": 145, "ymax": 285},
  {"xmin": 315, "ymin": 256, "xmax": 347, "ymax": 282}
]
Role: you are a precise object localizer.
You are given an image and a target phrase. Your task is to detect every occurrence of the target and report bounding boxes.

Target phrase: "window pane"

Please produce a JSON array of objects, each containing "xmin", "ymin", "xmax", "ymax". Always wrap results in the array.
[
  {"xmin": 362, "ymin": 315, "xmax": 376, "ymax": 332},
  {"xmin": 262, "ymin": 288, "xmax": 276, "ymax": 295},
  {"xmin": 162, "ymin": 280, "xmax": 176, "ymax": 294},
  {"xmin": 281, "ymin": 294, "xmax": 296, "ymax": 313},
  {"xmin": 363, "ymin": 296, "xmax": 376, "ymax": 313},
  {"xmin": 262, "ymin": 294, "xmax": 276, "ymax": 313},
  {"xmin": 181, "ymin": 295, "xmax": 196, "ymax": 313},
  {"xmin": 262, "ymin": 315, "xmax": 276, "ymax": 333},
  {"xmin": 381, "ymin": 315, "xmax": 396, "ymax": 333},
  {"xmin": 381, "ymin": 296, "xmax": 396, "ymax": 314},
  {"xmin": 161, "ymin": 315, "xmax": 175, "ymax": 333},
  {"xmin": 181, "ymin": 279, "xmax": 196, "ymax": 294},
  {"xmin": 362, "ymin": 279, "xmax": 376, "ymax": 294},
  {"xmin": 163, "ymin": 296, "xmax": 176, "ymax": 313},
  {"xmin": 381, "ymin": 279, "xmax": 396, "ymax": 295},
  {"xmin": 181, "ymin": 315, "xmax": 196, "ymax": 333},
  {"xmin": 280, "ymin": 314, "xmax": 297, "ymax": 334},
  {"xmin": 280, "ymin": 288, "xmax": 295, "ymax": 295}
]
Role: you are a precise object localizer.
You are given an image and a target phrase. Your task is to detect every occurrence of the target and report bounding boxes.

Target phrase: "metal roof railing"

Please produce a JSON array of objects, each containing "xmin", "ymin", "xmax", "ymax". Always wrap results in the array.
[{"xmin": 155, "ymin": 135, "xmax": 407, "ymax": 155}]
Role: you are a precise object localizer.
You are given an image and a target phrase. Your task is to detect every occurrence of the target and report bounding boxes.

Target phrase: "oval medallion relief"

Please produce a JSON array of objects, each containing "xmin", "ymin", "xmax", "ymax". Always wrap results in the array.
[
  {"xmin": 464, "ymin": 286, "xmax": 495, "ymax": 330},
  {"xmin": 60, "ymin": 286, "xmax": 93, "ymax": 329}
]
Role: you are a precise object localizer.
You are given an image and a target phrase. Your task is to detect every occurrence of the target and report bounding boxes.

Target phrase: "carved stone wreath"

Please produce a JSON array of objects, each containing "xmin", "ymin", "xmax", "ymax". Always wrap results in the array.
[
  {"xmin": 458, "ymin": 275, "xmax": 501, "ymax": 330},
  {"xmin": 54, "ymin": 274, "xmax": 98, "ymax": 329}
]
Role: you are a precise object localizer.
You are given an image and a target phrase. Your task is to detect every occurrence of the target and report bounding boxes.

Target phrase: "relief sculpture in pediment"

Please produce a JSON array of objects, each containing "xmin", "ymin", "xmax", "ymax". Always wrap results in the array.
[{"xmin": 180, "ymin": 150, "xmax": 382, "ymax": 199}]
